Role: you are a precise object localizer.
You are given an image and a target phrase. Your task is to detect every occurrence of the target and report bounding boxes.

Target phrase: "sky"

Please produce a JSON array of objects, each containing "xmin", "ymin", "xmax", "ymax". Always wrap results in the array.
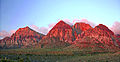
[{"xmin": 0, "ymin": 0, "xmax": 120, "ymax": 39}]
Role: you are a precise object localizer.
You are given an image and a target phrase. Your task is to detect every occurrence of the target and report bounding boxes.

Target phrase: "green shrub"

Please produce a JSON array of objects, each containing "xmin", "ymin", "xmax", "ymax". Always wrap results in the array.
[{"xmin": 18, "ymin": 58, "xmax": 24, "ymax": 62}]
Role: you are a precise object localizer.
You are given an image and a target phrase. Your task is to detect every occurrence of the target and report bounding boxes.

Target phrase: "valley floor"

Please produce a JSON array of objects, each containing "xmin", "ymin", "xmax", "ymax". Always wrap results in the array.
[{"xmin": 0, "ymin": 48, "xmax": 120, "ymax": 62}]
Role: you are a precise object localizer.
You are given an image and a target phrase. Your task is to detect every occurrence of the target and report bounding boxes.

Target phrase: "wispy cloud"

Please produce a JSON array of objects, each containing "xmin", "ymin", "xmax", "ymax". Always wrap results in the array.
[
  {"xmin": 39, "ymin": 27, "xmax": 49, "ymax": 35},
  {"xmin": 0, "ymin": 31, "xmax": 10, "ymax": 38},
  {"xmin": 63, "ymin": 19, "xmax": 73, "ymax": 25},
  {"xmin": 30, "ymin": 25, "xmax": 49, "ymax": 35},
  {"xmin": 110, "ymin": 21, "xmax": 120, "ymax": 35},
  {"xmin": 0, "ymin": 30, "xmax": 15, "ymax": 39},
  {"xmin": 10, "ymin": 30, "xmax": 16, "ymax": 34},
  {"xmin": 30, "ymin": 25, "xmax": 39, "ymax": 31},
  {"xmin": 48, "ymin": 23, "xmax": 56, "ymax": 28},
  {"xmin": 73, "ymin": 18, "xmax": 96, "ymax": 27}
]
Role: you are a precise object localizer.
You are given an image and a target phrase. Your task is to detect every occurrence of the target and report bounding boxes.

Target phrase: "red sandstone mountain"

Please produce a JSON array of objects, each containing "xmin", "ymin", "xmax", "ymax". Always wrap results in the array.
[
  {"xmin": 74, "ymin": 24, "xmax": 119, "ymax": 50},
  {"xmin": 73, "ymin": 22, "xmax": 92, "ymax": 35},
  {"xmin": 116, "ymin": 34, "xmax": 120, "ymax": 47},
  {"xmin": 116, "ymin": 34, "xmax": 120, "ymax": 38},
  {"xmin": 39, "ymin": 20, "xmax": 77, "ymax": 48},
  {"xmin": 0, "ymin": 21, "xmax": 120, "ymax": 49},
  {"xmin": 0, "ymin": 26, "xmax": 44, "ymax": 48},
  {"xmin": 0, "ymin": 37, "xmax": 11, "ymax": 48},
  {"xmin": 48, "ymin": 20, "xmax": 77, "ymax": 42}
]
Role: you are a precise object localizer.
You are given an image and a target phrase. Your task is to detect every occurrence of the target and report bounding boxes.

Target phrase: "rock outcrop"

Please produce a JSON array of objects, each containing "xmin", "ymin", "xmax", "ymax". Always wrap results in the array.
[
  {"xmin": 74, "ymin": 24, "xmax": 119, "ymax": 50},
  {"xmin": 0, "ymin": 21, "xmax": 120, "ymax": 50},
  {"xmin": 39, "ymin": 20, "xmax": 77, "ymax": 48},
  {"xmin": 0, "ymin": 26, "xmax": 44, "ymax": 48},
  {"xmin": 73, "ymin": 22, "xmax": 92, "ymax": 35}
]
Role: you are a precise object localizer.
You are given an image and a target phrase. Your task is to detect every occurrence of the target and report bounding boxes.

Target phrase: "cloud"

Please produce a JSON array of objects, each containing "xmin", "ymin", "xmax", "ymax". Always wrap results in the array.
[
  {"xmin": 0, "ymin": 31, "xmax": 10, "ymax": 38},
  {"xmin": 73, "ymin": 18, "xmax": 96, "ymax": 27},
  {"xmin": 48, "ymin": 23, "xmax": 56, "ymax": 28},
  {"xmin": 30, "ymin": 25, "xmax": 39, "ymax": 32},
  {"xmin": 48, "ymin": 19, "xmax": 73, "ymax": 29},
  {"xmin": 39, "ymin": 27, "xmax": 49, "ymax": 35},
  {"xmin": 73, "ymin": 19, "xmax": 80, "ymax": 23},
  {"xmin": 110, "ymin": 21, "xmax": 120, "ymax": 35},
  {"xmin": 10, "ymin": 30, "xmax": 16, "ymax": 34},
  {"xmin": 0, "ymin": 30, "xmax": 15, "ymax": 39},
  {"xmin": 30, "ymin": 25, "xmax": 49, "ymax": 35},
  {"xmin": 63, "ymin": 19, "xmax": 73, "ymax": 26}
]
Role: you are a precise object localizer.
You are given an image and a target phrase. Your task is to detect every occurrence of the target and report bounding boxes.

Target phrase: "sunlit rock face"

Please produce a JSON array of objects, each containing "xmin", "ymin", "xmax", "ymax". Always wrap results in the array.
[
  {"xmin": 72, "ymin": 22, "xmax": 92, "ymax": 35},
  {"xmin": 0, "ymin": 37, "xmax": 11, "ymax": 48},
  {"xmin": 39, "ymin": 20, "xmax": 77, "ymax": 48},
  {"xmin": 48, "ymin": 21, "xmax": 75, "ymax": 42},
  {"xmin": 0, "ymin": 21, "xmax": 119, "ymax": 49},
  {"xmin": 116, "ymin": 34, "xmax": 120, "ymax": 47},
  {"xmin": 74, "ymin": 24, "xmax": 119, "ymax": 49},
  {"xmin": 0, "ymin": 26, "xmax": 44, "ymax": 48}
]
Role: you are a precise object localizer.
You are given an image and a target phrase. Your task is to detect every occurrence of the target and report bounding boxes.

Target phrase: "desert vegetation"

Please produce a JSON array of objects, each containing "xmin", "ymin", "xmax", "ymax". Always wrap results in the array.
[{"xmin": 0, "ymin": 48, "xmax": 120, "ymax": 62}]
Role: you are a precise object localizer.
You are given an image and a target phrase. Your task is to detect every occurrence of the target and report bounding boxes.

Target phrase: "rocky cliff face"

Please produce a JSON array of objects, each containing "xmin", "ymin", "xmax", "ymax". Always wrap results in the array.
[
  {"xmin": 116, "ymin": 34, "xmax": 120, "ymax": 47},
  {"xmin": 0, "ymin": 21, "xmax": 120, "ymax": 49},
  {"xmin": 0, "ymin": 37, "xmax": 11, "ymax": 48},
  {"xmin": 48, "ymin": 21, "xmax": 75, "ymax": 42},
  {"xmin": 0, "ymin": 26, "xmax": 44, "ymax": 48},
  {"xmin": 39, "ymin": 20, "xmax": 77, "ymax": 48},
  {"xmin": 73, "ymin": 22, "xmax": 92, "ymax": 35},
  {"xmin": 74, "ymin": 24, "xmax": 119, "ymax": 49}
]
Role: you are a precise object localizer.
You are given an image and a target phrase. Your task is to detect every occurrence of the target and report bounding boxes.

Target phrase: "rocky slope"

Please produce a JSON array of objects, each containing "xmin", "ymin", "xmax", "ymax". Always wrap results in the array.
[
  {"xmin": 39, "ymin": 20, "xmax": 77, "ymax": 48},
  {"xmin": 116, "ymin": 34, "xmax": 120, "ymax": 47},
  {"xmin": 74, "ymin": 24, "xmax": 119, "ymax": 50},
  {"xmin": 72, "ymin": 22, "xmax": 92, "ymax": 35},
  {"xmin": 0, "ymin": 26, "xmax": 44, "ymax": 48},
  {"xmin": 0, "ymin": 21, "xmax": 120, "ymax": 50}
]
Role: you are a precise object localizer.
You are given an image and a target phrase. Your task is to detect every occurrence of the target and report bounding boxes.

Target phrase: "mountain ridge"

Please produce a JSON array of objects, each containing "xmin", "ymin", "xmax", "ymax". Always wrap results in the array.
[
  {"xmin": 0, "ymin": 26, "xmax": 44, "ymax": 48},
  {"xmin": 0, "ymin": 20, "xmax": 120, "ymax": 49}
]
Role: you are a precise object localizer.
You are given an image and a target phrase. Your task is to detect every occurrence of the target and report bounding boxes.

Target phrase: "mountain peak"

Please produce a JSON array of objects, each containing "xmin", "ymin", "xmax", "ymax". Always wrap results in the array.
[
  {"xmin": 95, "ymin": 24, "xmax": 114, "ymax": 35},
  {"xmin": 25, "ymin": 26, "xmax": 29, "ymax": 28},
  {"xmin": 73, "ymin": 22, "xmax": 92, "ymax": 34},
  {"xmin": 16, "ymin": 26, "xmax": 31, "ymax": 32},
  {"xmin": 51, "ymin": 20, "xmax": 72, "ymax": 29},
  {"xmin": 95, "ymin": 24, "xmax": 110, "ymax": 31},
  {"xmin": 58, "ymin": 20, "xmax": 66, "ymax": 24},
  {"xmin": 74, "ymin": 22, "xmax": 92, "ymax": 28},
  {"xmin": 96, "ymin": 24, "xmax": 108, "ymax": 29},
  {"xmin": 8, "ymin": 26, "xmax": 44, "ymax": 48},
  {"xmin": 44, "ymin": 20, "xmax": 76, "ymax": 44},
  {"xmin": 11, "ymin": 26, "xmax": 43, "ymax": 38},
  {"xmin": 20, "ymin": 26, "xmax": 30, "ymax": 29},
  {"xmin": 96, "ymin": 24, "xmax": 110, "ymax": 30}
]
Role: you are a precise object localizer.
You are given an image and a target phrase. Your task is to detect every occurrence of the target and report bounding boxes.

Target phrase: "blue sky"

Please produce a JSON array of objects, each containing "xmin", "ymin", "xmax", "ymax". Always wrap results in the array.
[{"xmin": 0, "ymin": 0, "xmax": 120, "ymax": 38}]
